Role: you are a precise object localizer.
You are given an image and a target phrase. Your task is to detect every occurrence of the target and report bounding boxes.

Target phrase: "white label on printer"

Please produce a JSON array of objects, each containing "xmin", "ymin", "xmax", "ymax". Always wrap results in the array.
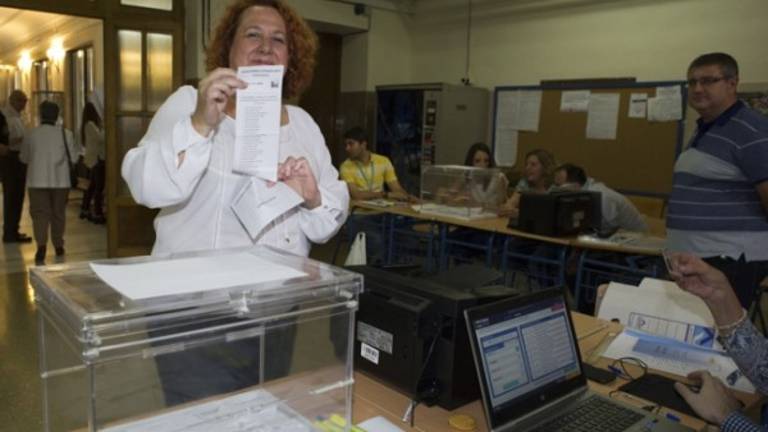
[
  {"xmin": 357, "ymin": 321, "xmax": 393, "ymax": 354},
  {"xmin": 361, "ymin": 343, "xmax": 380, "ymax": 365}
]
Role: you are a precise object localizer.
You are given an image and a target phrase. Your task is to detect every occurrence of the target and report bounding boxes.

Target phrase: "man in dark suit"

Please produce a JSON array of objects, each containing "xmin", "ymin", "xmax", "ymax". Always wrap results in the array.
[{"xmin": 1, "ymin": 90, "xmax": 31, "ymax": 243}]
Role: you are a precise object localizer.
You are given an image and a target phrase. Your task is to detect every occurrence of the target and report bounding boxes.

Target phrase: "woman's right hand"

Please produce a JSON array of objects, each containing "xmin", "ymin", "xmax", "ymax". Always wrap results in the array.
[
  {"xmin": 191, "ymin": 68, "xmax": 247, "ymax": 136},
  {"xmin": 670, "ymin": 253, "xmax": 732, "ymax": 302}
]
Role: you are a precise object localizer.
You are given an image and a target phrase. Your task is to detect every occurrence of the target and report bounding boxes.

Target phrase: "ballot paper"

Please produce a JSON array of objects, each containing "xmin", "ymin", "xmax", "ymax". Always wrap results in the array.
[
  {"xmin": 90, "ymin": 252, "xmax": 307, "ymax": 301},
  {"xmin": 234, "ymin": 65, "xmax": 284, "ymax": 181},
  {"xmin": 103, "ymin": 388, "xmax": 313, "ymax": 432},
  {"xmin": 357, "ymin": 416, "xmax": 406, "ymax": 432},
  {"xmin": 598, "ymin": 278, "xmax": 718, "ymax": 350},
  {"xmin": 231, "ymin": 177, "xmax": 304, "ymax": 240},
  {"xmin": 602, "ymin": 330, "xmax": 755, "ymax": 393}
]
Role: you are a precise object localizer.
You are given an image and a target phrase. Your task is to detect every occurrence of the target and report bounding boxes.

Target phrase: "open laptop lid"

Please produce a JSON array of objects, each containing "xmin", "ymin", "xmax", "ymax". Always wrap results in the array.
[{"xmin": 464, "ymin": 288, "xmax": 587, "ymax": 430}]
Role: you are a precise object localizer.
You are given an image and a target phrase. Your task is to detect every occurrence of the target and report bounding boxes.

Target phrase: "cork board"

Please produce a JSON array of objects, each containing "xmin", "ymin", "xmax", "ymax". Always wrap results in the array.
[{"xmin": 492, "ymin": 81, "xmax": 686, "ymax": 196}]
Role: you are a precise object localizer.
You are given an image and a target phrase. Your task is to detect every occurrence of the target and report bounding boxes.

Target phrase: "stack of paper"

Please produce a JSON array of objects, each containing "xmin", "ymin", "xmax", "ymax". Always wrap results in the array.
[{"xmin": 598, "ymin": 278, "xmax": 755, "ymax": 393}]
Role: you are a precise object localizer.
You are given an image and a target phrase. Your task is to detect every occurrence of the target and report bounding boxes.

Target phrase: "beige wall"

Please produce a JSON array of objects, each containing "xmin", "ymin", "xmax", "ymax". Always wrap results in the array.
[
  {"xmin": 340, "ymin": 6, "xmax": 414, "ymax": 92},
  {"xmin": 185, "ymin": 0, "xmax": 768, "ymax": 111},
  {"xmin": 410, "ymin": 0, "xmax": 768, "ymax": 88},
  {"xmin": 363, "ymin": 7, "xmax": 412, "ymax": 90}
]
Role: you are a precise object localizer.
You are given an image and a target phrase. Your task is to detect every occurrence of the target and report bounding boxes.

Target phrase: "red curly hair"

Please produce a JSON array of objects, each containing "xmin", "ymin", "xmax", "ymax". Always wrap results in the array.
[{"xmin": 206, "ymin": 0, "xmax": 317, "ymax": 99}]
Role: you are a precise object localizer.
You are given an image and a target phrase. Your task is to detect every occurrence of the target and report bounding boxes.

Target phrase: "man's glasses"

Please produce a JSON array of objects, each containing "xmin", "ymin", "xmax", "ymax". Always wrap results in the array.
[{"xmin": 686, "ymin": 76, "xmax": 729, "ymax": 87}]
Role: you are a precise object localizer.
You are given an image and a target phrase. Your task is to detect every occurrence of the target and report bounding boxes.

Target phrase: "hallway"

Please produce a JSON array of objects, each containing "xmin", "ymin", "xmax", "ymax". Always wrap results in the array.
[{"xmin": 0, "ymin": 187, "xmax": 107, "ymax": 431}]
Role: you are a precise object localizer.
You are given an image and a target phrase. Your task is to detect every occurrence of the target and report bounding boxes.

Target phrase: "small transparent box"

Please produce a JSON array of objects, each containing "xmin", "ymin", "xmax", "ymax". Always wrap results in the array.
[
  {"xmin": 31, "ymin": 246, "xmax": 362, "ymax": 431},
  {"xmin": 419, "ymin": 165, "xmax": 507, "ymax": 220}
]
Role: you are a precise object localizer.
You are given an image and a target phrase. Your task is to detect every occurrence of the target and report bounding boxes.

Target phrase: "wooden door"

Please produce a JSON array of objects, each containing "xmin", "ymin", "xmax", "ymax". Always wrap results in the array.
[
  {"xmin": 104, "ymin": 2, "xmax": 184, "ymax": 257},
  {"xmin": 0, "ymin": 0, "xmax": 185, "ymax": 257}
]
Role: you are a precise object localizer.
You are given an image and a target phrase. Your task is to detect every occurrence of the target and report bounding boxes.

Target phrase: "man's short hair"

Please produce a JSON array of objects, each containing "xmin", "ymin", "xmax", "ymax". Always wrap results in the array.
[
  {"xmin": 343, "ymin": 127, "xmax": 368, "ymax": 144},
  {"xmin": 688, "ymin": 52, "xmax": 739, "ymax": 78},
  {"xmin": 556, "ymin": 163, "xmax": 588, "ymax": 186},
  {"xmin": 39, "ymin": 101, "xmax": 59, "ymax": 124}
]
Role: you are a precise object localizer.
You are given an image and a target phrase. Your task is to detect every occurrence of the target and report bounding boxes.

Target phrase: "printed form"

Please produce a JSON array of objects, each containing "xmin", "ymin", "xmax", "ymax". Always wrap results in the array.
[{"xmin": 234, "ymin": 65, "xmax": 284, "ymax": 181}]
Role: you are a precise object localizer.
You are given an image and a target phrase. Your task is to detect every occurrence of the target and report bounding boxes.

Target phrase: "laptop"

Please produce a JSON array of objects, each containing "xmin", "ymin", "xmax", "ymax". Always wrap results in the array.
[{"xmin": 464, "ymin": 289, "xmax": 693, "ymax": 432}]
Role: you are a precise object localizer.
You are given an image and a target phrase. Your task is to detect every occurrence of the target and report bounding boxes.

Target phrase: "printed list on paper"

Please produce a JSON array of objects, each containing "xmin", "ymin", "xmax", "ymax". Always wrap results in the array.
[{"xmin": 234, "ymin": 65, "xmax": 284, "ymax": 181}]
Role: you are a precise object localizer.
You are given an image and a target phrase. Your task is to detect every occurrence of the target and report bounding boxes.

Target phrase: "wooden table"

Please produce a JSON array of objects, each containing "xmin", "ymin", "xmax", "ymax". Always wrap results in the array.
[{"xmin": 351, "ymin": 312, "xmax": 760, "ymax": 432}]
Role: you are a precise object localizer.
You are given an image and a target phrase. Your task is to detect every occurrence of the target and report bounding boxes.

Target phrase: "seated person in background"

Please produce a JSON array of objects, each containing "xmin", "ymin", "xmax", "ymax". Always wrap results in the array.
[
  {"xmin": 339, "ymin": 127, "xmax": 410, "ymax": 201},
  {"xmin": 438, "ymin": 143, "xmax": 508, "ymax": 208},
  {"xmin": 554, "ymin": 163, "xmax": 648, "ymax": 233},
  {"xmin": 463, "ymin": 142, "xmax": 508, "ymax": 208},
  {"xmin": 670, "ymin": 253, "xmax": 765, "ymax": 432},
  {"xmin": 500, "ymin": 148, "xmax": 556, "ymax": 215}
]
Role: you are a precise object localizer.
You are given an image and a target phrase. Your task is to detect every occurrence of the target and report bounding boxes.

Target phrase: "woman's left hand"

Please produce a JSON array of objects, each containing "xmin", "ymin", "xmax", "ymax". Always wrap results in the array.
[{"xmin": 279, "ymin": 157, "xmax": 321, "ymax": 209}]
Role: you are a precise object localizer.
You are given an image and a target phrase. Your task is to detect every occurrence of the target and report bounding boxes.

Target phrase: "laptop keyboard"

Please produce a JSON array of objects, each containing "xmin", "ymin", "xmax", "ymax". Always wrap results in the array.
[{"xmin": 530, "ymin": 395, "xmax": 645, "ymax": 432}]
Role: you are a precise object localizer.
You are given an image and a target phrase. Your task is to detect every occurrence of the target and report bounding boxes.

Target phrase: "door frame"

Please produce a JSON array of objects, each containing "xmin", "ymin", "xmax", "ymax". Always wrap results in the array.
[{"xmin": 0, "ymin": 0, "xmax": 185, "ymax": 257}]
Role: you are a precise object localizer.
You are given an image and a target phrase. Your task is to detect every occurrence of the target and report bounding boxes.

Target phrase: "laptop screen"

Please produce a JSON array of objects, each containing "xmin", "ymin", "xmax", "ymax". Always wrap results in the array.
[{"xmin": 465, "ymin": 289, "xmax": 587, "ymax": 429}]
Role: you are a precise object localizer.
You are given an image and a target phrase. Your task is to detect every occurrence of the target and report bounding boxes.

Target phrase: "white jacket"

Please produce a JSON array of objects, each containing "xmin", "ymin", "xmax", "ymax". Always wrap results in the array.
[
  {"xmin": 122, "ymin": 86, "xmax": 349, "ymax": 257},
  {"xmin": 20, "ymin": 124, "xmax": 78, "ymax": 189},
  {"xmin": 83, "ymin": 121, "xmax": 104, "ymax": 168}
]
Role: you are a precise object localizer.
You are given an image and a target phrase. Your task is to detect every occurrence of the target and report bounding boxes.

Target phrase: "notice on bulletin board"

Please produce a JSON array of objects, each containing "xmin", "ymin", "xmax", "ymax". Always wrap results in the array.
[
  {"xmin": 494, "ymin": 127, "xmax": 518, "ymax": 166},
  {"xmin": 648, "ymin": 86, "xmax": 683, "ymax": 121},
  {"xmin": 560, "ymin": 90, "xmax": 591, "ymax": 112},
  {"xmin": 496, "ymin": 90, "xmax": 542, "ymax": 132},
  {"xmin": 628, "ymin": 93, "xmax": 648, "ymax": 118},
  {"xmin": 586, "ymin": 93, "xmax": 620, "ymax": 139}
]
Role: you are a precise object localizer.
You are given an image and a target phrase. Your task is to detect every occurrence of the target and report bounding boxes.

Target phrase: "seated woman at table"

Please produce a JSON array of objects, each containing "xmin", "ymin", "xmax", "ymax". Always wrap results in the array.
[
  {"xmin": 437, "ymin": 143, "xmax": 508, "ymax": 210},
  {"xmin": 671, "ymin": 253, "xmax": 767, "ymax": 431},
  {"xmin": 440, "ymin": 144, "xmax": 508, "ymax": 265},
  {"xmin": 464, "ymin": 142, "xmax": 509, "ymax": 209},
  {"xmin": 499, "ymin": 148, "xmax": 556, "ymax": 216}
]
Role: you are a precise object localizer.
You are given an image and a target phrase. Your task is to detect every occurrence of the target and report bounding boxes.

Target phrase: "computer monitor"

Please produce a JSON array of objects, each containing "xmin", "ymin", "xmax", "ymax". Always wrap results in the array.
[
  {"xmin": 513, "ymin": 191, "xmax": 600, "ymax": 237},
  {"xmin": 349, "ymin": 265, "xmax": 518, "ymax": 410}
]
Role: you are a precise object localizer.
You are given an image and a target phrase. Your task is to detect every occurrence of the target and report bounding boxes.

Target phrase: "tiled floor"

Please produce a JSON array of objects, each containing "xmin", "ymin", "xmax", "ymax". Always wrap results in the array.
[{"xmin": 0, "ymin": 188, "xmax": 108, "ymax": 431}]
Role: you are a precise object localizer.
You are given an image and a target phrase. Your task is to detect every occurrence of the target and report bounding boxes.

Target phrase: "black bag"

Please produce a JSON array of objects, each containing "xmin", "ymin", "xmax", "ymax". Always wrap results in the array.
[{"xmin": 61, "ymin": 127, "xmax": 77, "ymax": 188}]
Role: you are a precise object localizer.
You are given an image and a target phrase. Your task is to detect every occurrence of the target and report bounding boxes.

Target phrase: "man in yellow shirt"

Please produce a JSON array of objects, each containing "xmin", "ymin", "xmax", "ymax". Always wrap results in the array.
[{"xmin": 340, "ymin": 127, "xmax": 410, "ymax": 201}]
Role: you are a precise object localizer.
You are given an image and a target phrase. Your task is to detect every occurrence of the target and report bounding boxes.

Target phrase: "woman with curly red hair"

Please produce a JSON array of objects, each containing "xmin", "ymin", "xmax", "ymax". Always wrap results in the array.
[
  {"xmin": 121, "ymin": 0, "xmax": 349, "ymax": 406},
  {"xmin": 122, "ymin": 0, "xmax": 348, "ymax": 257}
]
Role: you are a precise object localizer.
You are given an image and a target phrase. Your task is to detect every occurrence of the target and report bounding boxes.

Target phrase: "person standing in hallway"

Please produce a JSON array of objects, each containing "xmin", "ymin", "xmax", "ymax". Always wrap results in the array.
[
  {"xmin": 1, "ymin": 90, "xmax": 31, "ymax": 243},
  {"xmin": 666, "ymin": 52, "xmax": 768, "ymax": 309},
  {"xmin": 19, "ymin": 101, "xmax": 78, "ymax": 264},
  {"xmin": 80, "ymin": 99, "xmax": 106, "ymax": 224}
]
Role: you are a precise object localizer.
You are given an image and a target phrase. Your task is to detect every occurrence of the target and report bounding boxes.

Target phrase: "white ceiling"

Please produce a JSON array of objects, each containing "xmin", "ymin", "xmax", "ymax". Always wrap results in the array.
[{"xmin": 0, "ymin": 6, "xmax": 99, "ymax": 64}]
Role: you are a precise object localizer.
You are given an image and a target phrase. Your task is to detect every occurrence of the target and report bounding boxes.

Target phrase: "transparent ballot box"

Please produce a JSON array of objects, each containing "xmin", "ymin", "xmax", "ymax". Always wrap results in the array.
[
  {"xmin": 419, "ymin": 165, "xmax": 507, "ymax": 220},
  {"xmin": 30, "ymin": 246, "xmax": 362, "ymax": 432}
]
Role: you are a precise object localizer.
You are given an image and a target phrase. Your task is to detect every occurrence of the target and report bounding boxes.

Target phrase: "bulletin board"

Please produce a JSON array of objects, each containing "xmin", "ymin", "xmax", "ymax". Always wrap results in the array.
[{"xmin": 491, "ymin": 81, "xmax": 687, "ymax": 197}]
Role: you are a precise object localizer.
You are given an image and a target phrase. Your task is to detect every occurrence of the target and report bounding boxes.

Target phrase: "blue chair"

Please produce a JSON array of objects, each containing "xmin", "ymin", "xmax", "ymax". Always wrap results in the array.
[
  {"xmin": 386, "ymin": 215, "xmax": 440, "ymax": 273},
  {"xmin": 574, "ymin": 250, "xmax": 665, "ymax": 313},
  {"xmin": 439, "ymin": 225, "xmax": 497, "ymax": 270},
  {"xmin": 500, "ymin": 236, "xmax": 568, "ymax": 291}
]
